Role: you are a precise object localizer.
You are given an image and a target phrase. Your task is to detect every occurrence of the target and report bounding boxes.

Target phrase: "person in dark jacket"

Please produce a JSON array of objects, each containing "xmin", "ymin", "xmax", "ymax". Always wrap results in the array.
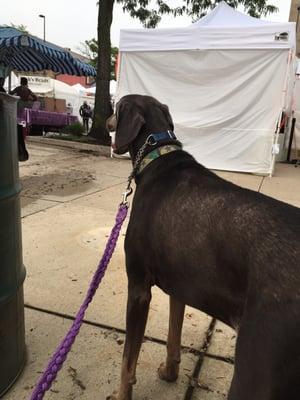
[
  {"xmin": 10, "ymin": 77, "xmax": 37, "ymax": 162},
  {"xmin": 79, "ymin": 101, "xmax": 92, "ymax": 132},
  {"xmin": 10, "ymin": 77, "xmax": 37, "ymax": 101}
]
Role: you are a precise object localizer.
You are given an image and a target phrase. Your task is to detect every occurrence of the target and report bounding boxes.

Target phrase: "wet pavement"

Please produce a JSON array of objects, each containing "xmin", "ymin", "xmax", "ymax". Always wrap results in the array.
[{"xmin": 3, "ymin": 141, "xmax": 300, "ymax": 400}]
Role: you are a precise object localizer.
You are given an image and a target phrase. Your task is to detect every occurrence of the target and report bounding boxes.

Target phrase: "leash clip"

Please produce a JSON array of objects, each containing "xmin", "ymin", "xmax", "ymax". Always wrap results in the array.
[{"xmin": 122, "ymin": 186, "xmax": 133, "ymax": 206}]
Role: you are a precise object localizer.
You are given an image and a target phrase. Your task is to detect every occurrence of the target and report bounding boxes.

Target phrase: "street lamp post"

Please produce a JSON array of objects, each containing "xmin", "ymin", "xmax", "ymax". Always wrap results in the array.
[
  {"xmin": 297, "ymin": 6, "xmax": 300, "ymax": 32},
  {"xmin": 38, "ymin": 14, "xmax": 46, "ymax": 41}
]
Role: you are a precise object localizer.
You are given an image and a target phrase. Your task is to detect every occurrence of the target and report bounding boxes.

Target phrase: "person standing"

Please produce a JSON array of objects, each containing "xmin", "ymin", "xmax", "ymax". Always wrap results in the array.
[
  {"xmin": 10, "ymin": 77, "xmax": 37, "ymax": 102},
  {"xmin": 79, "ymin": 101, "xmax": 92, "ymax": 133},
  {"xmin": 10, "ymin": 77, "xmax": 37, "ymax": 162}
]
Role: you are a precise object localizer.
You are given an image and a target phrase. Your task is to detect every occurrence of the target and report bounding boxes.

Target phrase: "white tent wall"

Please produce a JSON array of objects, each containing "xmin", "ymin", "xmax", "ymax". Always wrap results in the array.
[
  {"xmin": 116, "ymin": 2, "xmax": 296, "ymax": 175},
  {"xmin": 117, "ymin": 49, "xmax": 291, "ymax": 174},
  {"xmin": 4, "ymin": 72, "xmax": 19, "ymax": 91},
  {"xmin": 292, "ymin": 75, "xmax": 300, "ymax": 151},
  {"xmin": 53, "ymin": 80, "xmax": 94, "ymax": 119},
  {"xmin": 273, "ymin": 52, "xmax": 298, "ymax": 163}
]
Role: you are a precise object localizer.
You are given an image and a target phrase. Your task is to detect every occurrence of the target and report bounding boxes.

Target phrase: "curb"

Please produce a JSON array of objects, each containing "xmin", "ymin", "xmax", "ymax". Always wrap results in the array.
[{"xmin": 27, "ymin": 136, "xmax": 111, "ymax": 157}]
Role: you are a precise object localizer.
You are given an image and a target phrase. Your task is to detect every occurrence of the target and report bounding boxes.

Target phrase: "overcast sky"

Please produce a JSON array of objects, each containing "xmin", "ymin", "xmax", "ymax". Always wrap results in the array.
[{"xmin": 0, "ymin": 0, "xmax": 292, "ymax": 52}]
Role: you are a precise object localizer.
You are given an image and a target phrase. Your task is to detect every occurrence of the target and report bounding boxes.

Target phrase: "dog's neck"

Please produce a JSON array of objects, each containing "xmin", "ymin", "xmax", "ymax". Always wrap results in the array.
[
  {"xmin": 128, "ymin": 130, "xmax": 182, "ymax": 180},
  {"xmin": 137, "ymin": 144, "xmax": 182, "ymax": 175}
]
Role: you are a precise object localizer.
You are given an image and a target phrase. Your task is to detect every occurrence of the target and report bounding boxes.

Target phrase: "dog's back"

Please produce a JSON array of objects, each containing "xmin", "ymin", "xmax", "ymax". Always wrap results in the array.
[{"xmin": 126, "ymin": 149, "xmax": 300, "ymax": 398}]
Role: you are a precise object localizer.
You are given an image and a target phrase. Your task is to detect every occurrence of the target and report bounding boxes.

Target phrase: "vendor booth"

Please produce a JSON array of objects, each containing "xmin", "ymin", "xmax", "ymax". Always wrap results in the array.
[
  {"xmin": 23, "ymin": 76, "xmax": 94, "ymax": 118},
  {"xmin": 292, "ymin": 61, "xmax": 300, "ymax": 157},
  {"xmin": 0, "ymin": 27, "xmax": 97, "ymax": 133},
  {"xmin": 116, "ymin": 1, "xmax": 296, "ymax": 175}
]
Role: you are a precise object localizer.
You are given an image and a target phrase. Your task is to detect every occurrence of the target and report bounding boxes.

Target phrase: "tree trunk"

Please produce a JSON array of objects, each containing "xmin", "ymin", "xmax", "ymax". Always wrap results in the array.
[
  {"xmin": 89, "ymin": 0, "xmax": 114, "ymax": 144},
  {"xmin": 289, "ymin": 0, "xmax": 300, "ymax": 57}
]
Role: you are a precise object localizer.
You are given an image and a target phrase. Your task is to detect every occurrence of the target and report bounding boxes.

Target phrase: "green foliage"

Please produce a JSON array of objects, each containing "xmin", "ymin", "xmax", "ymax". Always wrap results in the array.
[
  {"xmin": 115, "ymin": 0, "xmax": 278, "ymax": 27},
  {"xmin": 78, "ymin": 40, "xmax": 118, "ymax": 80},
  {"xmin": 78, "ymin": 38, "xmax": 98, "ymax": 68},
  {"xmin": 110, "ymin": 47, "xmax": 119, "ymax": 80},
  {"xmin": 62, "ymin": 122, "xmax": 85, "ymax": 136},
  {"xmin": 7, "ymin": 23, "xmax": 30, "ymax": 34}
]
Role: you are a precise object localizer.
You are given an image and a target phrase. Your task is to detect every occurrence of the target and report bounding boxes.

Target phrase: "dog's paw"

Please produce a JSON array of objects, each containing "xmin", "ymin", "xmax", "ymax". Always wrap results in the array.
[
  {"xmin": 106, "ymin": 391, "xmax": 132, "ymax": 400},
  {"xmin": 158, "ymin": 362, "xmax": 179, "ymax": 382},
  {"xmin": 106, "ymin": 391, "xmax": 119, "ymax": 400}
]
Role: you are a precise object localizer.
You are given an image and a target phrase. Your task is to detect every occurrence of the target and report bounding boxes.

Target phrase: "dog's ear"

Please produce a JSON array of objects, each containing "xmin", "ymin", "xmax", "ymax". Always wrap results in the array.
[
  {"xmin": 114, "ymin": 100, "xmax": 145, "ymax": 154},
  {"xmin": 161, "ymin": 104, "xmax": 174, "ymax": 132}
]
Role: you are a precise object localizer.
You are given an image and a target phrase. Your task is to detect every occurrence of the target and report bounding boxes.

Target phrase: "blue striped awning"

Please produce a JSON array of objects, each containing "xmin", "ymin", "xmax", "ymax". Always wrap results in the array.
[{"xmin": 0, "ymin": 27, "xmax": 96, "ymax": 77}]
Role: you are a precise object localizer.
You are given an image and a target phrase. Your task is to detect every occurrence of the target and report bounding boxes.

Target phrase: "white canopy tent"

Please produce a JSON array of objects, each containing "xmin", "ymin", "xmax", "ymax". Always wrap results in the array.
[
  {"xmin": 83, "ymin": 80, "xmax": 117, "ymax": 95},
  {"xmin": 72, "ymin": 83, "xmax": 87, "ymax": 94},
  {"xmin": 116, "ymin": 1, "xmax": 296, "ymax": 174},
  {"xmin": 53, "ymin": 80, "xmax": 94, "ymax": 118}
]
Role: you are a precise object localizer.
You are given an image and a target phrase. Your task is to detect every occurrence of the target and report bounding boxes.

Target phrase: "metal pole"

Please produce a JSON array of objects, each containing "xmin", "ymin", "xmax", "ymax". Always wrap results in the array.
[
  {"xmin": 287, "ymin": 117, "xmax": 296, "ymax": 162},
  {"xmin": 297, "ymin": 7, "xmax": 300, "ymax": 33},
  {"xmin": 39, "ymin": 15, "xmax": 46, "ymax": 41}
]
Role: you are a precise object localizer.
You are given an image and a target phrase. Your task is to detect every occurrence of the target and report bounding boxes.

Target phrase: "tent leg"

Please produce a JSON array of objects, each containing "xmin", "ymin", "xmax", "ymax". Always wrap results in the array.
[
  {"xmin": 270, "ymin": 49, "xmax": 294, "ymax": 176},
  {"xmin": 286, "ymin": 117, "xmax": 296, "ymax": 162},
  {"xmin": 8, "ymin": 70, "xmax": 11, "ymax": 92}
]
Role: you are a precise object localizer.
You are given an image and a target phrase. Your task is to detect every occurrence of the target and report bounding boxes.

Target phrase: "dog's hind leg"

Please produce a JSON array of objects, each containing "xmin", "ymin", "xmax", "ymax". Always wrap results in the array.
[
  {"xmin": 110, "ymin": 281, "xmax": 152, "ymax": 400},
  {"xmin": 228, "ymin": 307, "xmax": 300, "ymax": 400},
  {"xmin": 158, "ymin": 296, "xmax": 185, "ymax": 382}
]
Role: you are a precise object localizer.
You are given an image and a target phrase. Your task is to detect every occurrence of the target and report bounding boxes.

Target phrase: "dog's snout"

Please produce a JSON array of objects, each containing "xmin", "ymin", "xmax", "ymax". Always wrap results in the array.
[{"xmin": 106, "ymin": 114, "xmax": 117, "ymax": 132}]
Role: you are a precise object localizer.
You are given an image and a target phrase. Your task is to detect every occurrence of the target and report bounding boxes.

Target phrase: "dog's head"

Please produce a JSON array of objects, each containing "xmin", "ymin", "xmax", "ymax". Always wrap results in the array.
[{"xmin": 106, "ymin": 94, "xmax": 174, "ymax": 155}]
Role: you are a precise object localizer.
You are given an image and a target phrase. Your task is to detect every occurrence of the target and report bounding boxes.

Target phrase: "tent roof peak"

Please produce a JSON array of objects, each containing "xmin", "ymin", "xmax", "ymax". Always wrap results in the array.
[{"xmin": 191, "ymin": 1, "xmax": 278, "ymax": 28}]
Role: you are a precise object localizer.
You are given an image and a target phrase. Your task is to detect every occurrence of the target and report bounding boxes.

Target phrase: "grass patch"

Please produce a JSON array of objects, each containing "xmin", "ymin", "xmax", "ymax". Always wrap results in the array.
[
  {"xmin": 43, "ymin": 132, "xmax": 103, "ymax": 144},
  {"xmin": 61, "ymin": 121, "xmax": 85, "ymax": 136}
]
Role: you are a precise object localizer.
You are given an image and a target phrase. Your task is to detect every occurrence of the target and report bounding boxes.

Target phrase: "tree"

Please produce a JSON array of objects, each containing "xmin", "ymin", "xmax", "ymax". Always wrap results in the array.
[
  {"xmin": 3, "ymin": 23, "xmax": 30, "ymax": 34},
  {"xmin": 78, "ymin": 39, "xmax": 118, "ymax": 80},
  {"xmin": 89, "ymin": 0, "xmax": 114, "ymax": 144},
  {"xmin": 89, "ymin": 0, "xmax": 277, "ymax": 144},
  {"xmin": 78, "ymin": 39, "xmax": 99, "ymax": 69}
]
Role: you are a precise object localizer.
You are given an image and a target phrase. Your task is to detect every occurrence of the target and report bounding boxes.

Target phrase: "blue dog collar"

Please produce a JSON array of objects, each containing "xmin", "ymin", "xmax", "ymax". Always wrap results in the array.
[
  {"xmin": 135, "ymin": 130, "xmax": 180, "ymax": 175},
  {"xmin": 146, "ymin": 131, "xmax": 177, "ymax": 145}
]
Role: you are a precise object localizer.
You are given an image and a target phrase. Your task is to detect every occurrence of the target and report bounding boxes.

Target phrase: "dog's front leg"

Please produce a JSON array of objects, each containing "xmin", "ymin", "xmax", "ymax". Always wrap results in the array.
[
  {"xmin": 110, "ymin": 282, "xmax": 151, "ymax": 400},
  {"xmin": 158, "ymin": 296, "xmax": 185, "ymax": 382}
]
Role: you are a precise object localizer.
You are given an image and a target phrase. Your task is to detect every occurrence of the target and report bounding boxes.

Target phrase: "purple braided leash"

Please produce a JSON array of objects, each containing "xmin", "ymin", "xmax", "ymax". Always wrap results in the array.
[{"xmin": 30, "ymin": 203, "xmax": 128, "ymax": 400}]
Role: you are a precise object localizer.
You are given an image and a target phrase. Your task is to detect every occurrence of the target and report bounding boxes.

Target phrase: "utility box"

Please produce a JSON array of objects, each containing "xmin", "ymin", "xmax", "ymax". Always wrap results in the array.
[{"xmin": 0, "ymin": 93, "xmax": 26, "ymax": 396}]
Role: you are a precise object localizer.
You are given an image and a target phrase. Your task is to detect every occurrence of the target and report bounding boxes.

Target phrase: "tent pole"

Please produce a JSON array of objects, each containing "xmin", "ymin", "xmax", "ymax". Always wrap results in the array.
[
  {"xmin": 114, "ymin": 53, "xmax": 122, "ymax": 108},
  {"xmin": 269, "ymin": 49, "xmax": 294, "ymax": 177},
  {"xmin": 8, "ymin": 69, "xmax": 12, "ymax": 92}
]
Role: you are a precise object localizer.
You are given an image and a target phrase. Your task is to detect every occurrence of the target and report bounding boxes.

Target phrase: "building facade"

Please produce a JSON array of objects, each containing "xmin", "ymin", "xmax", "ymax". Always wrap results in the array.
[{"xmin": 56, "ymin": 50, "xmax": 95, "ymax": 88}]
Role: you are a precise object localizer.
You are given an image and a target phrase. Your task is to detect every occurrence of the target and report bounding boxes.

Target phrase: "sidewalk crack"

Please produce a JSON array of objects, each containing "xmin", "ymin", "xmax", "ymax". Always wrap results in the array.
[{"xmin": 183, "ymin": 318, "xmax": 216, "ymax": 400}]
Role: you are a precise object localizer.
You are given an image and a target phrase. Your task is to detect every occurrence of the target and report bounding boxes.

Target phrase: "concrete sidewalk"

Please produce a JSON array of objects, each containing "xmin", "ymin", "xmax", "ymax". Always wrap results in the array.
[{"xmin": 3, "ymin": 142, "xmax": 300, "ymax": 400}]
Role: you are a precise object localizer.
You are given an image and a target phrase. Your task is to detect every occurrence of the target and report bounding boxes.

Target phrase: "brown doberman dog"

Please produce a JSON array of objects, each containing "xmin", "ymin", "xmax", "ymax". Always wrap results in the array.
[{"xmin": 107, "ymin": 94, "xmax": 300, "ymax": 400}]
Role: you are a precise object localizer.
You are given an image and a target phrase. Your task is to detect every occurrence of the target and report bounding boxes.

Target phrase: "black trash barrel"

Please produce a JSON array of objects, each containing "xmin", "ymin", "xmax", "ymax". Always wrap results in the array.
[{"xmin": 0, "ymin": 93, "xmax": 26, "ymax": 396}]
